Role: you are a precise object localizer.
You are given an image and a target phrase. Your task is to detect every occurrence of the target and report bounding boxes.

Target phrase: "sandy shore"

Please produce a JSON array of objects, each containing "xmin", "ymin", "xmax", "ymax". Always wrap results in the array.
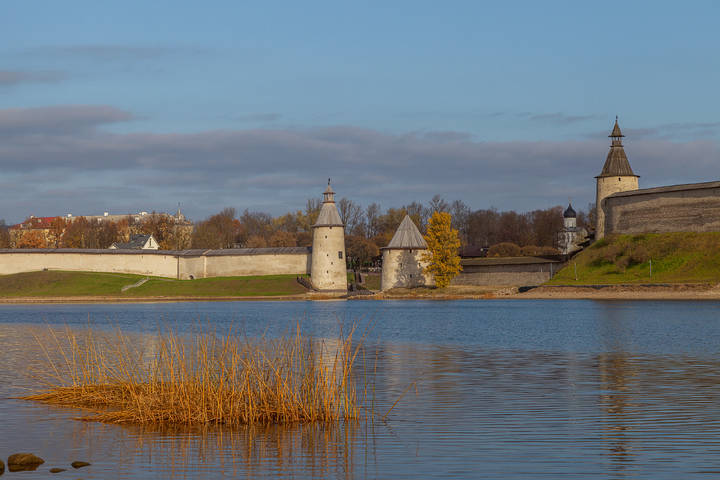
[
  {"xmin": 2, "ymin": 284, "xmax": 720, "ymax": 303},
  {"xmin": 0, "ymin": 292, "xmax": 348, "ymax": 304},
  {"xmin": 509, "ymin": 283, "xmax": 720, "ymax": 300}
]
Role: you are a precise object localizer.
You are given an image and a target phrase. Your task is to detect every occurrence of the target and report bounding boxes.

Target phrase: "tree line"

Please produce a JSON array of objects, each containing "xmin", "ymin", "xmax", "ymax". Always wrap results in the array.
[{"xmin": 0, "ymin": 196, "xmax": 593, "ymax": 264}]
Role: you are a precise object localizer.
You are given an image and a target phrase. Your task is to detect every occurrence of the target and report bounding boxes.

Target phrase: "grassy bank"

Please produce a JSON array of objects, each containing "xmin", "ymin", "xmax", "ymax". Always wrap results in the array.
[
  {"xmin": 549, "ymin": 232, "xmax": 720, "ymax": 285},
  {"xmin": 0, "ymin": 271, "xmax": 309, "ymax": 297}
]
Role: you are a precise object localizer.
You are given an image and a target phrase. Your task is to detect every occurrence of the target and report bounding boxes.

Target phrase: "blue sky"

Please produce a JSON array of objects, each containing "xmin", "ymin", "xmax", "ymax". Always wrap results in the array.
[{"xmin": 1, "ymin": 1, "xmax": 719, "ymax": 223}]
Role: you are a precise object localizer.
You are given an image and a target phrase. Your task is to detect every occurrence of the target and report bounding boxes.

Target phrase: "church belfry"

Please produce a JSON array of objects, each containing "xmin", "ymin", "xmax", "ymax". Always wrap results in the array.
[{"xmin": 595, "ymin": 117, "xmax": 639, "ymax": 239}]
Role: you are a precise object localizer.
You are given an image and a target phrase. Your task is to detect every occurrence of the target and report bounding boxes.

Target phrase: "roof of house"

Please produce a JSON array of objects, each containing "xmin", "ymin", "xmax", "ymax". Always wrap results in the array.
[
  {"xmin": 461, "ymin": 256, "xmax": 561, "ymax": 266},
  {"xmin": 384, "ymin": 215, "xmax": 427, "ymax": 250},
  {"xmin": 111, "ymin": 234, "xmax": 153, "ymax": 250},
  {"xmin": 10, "ymin": 216, "xmax": 60, "ymax": 230}
]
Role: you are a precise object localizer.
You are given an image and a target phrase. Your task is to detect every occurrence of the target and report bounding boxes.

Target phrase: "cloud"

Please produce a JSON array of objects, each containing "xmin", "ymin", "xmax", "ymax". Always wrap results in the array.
[
  {"xmin": 0, "ymin": 104, "xmax": 718, "ymax": 222},
  {"xmin": 231, "ymin": 113, "xmax": 282, "ymax": 123},
  {"xmin": 0, "ymin": 70, "xmax": 64, "ymax": 86},
  {"xmin": 24, "ymin": 44, "xmax": 208, "ymax": 61},
  {"xmin": 0, "ymin": 105, "xmax": 134, "ymax": 133},
  {"xmin": 524, "ymin": 112, "xmax": 602, "ymax": 124}
]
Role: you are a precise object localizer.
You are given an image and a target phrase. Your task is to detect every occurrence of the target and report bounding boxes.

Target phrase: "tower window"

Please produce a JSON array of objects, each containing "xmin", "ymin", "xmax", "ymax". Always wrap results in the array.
[{"xmin": 338, "ymin": 251, "xmax": 343, "ymax": 259}]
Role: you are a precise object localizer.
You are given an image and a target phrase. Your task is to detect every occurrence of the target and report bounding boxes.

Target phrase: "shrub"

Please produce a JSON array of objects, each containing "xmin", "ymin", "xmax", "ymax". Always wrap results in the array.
[
  {"xmin": 629, "ymin": 245, "xmax": 650, "ymax": 266},
  {"xmin": 488, "ymin": 242, "xmax": 522, "ymax": 257}
]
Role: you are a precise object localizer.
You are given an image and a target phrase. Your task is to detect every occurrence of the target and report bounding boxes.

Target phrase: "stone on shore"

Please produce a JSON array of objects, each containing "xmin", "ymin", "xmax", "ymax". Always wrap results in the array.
[{"xmin": 71, "ymin": 461, "xmax": 91, "ymax": 469}]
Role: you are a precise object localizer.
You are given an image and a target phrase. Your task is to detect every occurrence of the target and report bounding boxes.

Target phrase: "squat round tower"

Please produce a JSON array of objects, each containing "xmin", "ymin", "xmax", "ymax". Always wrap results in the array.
[
  {"xmin": 381, "ymin": 215, "xmax": 433, "ymax": 291},
  {"xmin": 595, "ymin": 117, "xmax": 639, "ymax": 239},
  {"xmin": 310, "ymin": 180, "xmax": 348, "ymax": 291}
]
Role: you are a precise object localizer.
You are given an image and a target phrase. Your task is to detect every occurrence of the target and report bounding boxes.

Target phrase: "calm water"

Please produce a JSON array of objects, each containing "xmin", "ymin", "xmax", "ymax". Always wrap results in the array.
[{"xmin": 2, "ymin": 299, "xmax": 720, "ymax": 479}]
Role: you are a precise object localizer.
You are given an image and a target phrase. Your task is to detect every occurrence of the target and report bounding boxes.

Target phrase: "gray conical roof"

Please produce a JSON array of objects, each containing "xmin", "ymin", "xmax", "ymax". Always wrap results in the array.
[
  {"xmin": 597, "ymin": 118, "xmax": 637, "ymax": 178},
  {"xmin": 312, "ymin": 180, "xmax": 343, "ymax": 227},
  {"xmin": 314, "ymin": 202, "xmax": 343, "ymax": 227},
  {"xmin": 385, "ymin": 215, "xmax": 427, "ymax": 249}
]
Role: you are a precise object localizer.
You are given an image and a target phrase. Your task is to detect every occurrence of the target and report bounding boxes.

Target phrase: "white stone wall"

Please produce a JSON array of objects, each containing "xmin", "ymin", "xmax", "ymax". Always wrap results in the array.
[
  {"xmin": 0, "ymin": 252, "xmax": 179, "ymax": 277},
  {"xmin": 0, "ymin": 251, "xmax": 311, "ymax": 279},
  {"xmin": 381, "ymin": 248, "xmax": 433, "ymax": 291},
  {"xmin": 204, "ymin": 253, "xmax": 310, "ymax": 278},
  {"xmin": 310, "ymin": 226, "xmax": 347, "ymax": 291},
  {"xmin": 596, "ymin": 175, "xmax": 639, "ymax": 238}
]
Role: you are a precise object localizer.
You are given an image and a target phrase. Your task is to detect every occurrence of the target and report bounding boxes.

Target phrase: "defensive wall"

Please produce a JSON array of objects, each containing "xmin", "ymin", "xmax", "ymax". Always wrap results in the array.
[
  {"xmin": 451, "ymin": 257, "xmax": 563, "ymax": 286},
  {"xmin": 0, "ymin": 247, "xmax": 311, "ymax": 279},
  {"xmin": 603, "ymin": 181, "xmax": 720, "ymax": 235}
]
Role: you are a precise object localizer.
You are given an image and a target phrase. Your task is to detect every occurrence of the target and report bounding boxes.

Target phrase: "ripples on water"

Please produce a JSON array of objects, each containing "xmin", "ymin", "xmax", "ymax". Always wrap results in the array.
[{"xmin": 2, "ymin": 300, "xmax": 720, "ymax": 479}]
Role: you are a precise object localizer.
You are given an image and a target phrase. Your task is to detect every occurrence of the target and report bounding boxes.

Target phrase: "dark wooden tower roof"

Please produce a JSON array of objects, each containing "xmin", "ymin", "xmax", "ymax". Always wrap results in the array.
[{"xmin": 597, "ymin": 117, "xmax": 638, "ymax": 178}]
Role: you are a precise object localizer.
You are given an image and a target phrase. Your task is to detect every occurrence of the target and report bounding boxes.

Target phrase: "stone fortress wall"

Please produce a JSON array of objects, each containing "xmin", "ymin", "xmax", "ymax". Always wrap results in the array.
[
  {"xmin": 603, "ymin": 181, "xmax": 720, "ymax": 235},
  {"xmin": 0, "ymin": 248, "xmax": 311, "ymax": 279}
]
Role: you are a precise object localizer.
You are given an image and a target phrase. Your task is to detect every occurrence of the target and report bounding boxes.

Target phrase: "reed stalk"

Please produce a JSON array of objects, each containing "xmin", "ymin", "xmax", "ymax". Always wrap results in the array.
[{"xmin": 23, "ymin": 324, "xmax": 363, "ymax": 426}]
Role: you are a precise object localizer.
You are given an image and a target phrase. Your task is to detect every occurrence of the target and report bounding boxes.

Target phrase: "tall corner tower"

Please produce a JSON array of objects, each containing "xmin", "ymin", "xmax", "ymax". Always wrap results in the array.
[
  {"xmin": 310, "ymin": 179, "xmax": 348, "ymax": 291},
  {"xmin": 595, "ymin": 117, "xmax": 639, "ymax": 239}
]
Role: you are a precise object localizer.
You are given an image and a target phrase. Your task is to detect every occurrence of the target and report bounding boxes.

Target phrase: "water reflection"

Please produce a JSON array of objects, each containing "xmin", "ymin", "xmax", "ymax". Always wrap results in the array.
[{"xmin": 2, "ymin": 302, "xmax": 720, "ymax": 478}]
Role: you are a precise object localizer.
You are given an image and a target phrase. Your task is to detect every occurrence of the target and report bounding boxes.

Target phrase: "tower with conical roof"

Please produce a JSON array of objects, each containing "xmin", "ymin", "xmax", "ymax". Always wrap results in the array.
[
  {"xmin": 310, "ymin": 179, "xmax": 347, "ymax": 291},
  {"xmin": 595, "ymin": 117, "xmax": 639, "ymax": 238},
  {"xmin": 381, "ymin": 215, "xmax": 434, "ymax": 290}
]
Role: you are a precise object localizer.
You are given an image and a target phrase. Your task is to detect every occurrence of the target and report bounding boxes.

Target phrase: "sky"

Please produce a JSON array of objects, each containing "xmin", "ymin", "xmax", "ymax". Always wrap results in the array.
[{"xmin": 1, "ymin": 1, "xmax": 719, "ymax": 223}]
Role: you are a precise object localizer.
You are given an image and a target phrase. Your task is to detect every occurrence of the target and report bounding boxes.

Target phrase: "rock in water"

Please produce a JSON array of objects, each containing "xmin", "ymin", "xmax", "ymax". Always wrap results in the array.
[
  {"xmin": 49, "ymin": 467, "xmax": 66, "ymax": 473},
  {"xmin": 7, "ymin": 453, "xmax": 44, "ymax": 472},
  {"xmin": 0, "ymin": 459, "xmax": 4, "ymax": 475},
  {"xmin": 71, "ymin": 461, "xmax": 91, "ymax": 469}
]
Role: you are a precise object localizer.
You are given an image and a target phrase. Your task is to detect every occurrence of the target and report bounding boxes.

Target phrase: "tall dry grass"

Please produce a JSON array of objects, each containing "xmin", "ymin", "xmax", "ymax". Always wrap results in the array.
[{"xmin": 22, "ymin": 324, "xmax": 365, "ymax": 426}]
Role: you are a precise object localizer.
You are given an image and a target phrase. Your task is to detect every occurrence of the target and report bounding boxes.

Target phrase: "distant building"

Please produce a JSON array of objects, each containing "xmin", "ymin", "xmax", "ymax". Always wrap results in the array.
[
  {"xmin": 109, "ymin": 234, "xmax": 159, "ymax": 250},
  {"xmin": 556, "ymin": 203, "xmax": 588, "ymax": 255}
]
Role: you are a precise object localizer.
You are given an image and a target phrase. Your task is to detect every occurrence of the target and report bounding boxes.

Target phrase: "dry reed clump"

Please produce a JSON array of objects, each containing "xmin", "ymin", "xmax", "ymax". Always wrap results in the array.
[{"xmin": 22, "ymin": 324, "xmax": 364, "ymax": 426}]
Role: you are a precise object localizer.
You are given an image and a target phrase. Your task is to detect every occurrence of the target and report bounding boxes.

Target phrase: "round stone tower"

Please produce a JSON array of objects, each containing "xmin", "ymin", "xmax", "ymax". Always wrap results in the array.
[
  {"xmin": 310, "ymin": 180, "xmax": 347, "ymax": 291},
  {"xmin": 595, "ymin": 117, "xmax": 639, "ymax": 239},
  {"xmin": 381, "ymin": 215, "xmax": 434, "ymax": 291}
]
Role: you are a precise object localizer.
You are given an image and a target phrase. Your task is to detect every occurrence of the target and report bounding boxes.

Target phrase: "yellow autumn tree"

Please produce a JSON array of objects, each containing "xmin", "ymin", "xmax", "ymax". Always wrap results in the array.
[{"xmin": 421, "ymin": 211, "xmax": 462, "ymax": 288}]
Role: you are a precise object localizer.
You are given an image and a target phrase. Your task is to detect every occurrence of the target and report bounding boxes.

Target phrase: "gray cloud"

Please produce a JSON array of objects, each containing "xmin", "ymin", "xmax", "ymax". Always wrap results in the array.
[
  {"xmin": 0, "ymin": 104, "xmax": 718, "ymax": 222},
  {"xmin": 0, "ymin": 105, "xmax": 134, "ymax": 134},
  {"xmin": 524, "ymin": 112, "xmax": 602, "ymax": 124},
  {"xmin": 231, "ymin": 113, "xmax": 282, "ymax": 123},
  {"xmin": 0, "ymin": 70, "xmax": 64, "ymax": 86}
]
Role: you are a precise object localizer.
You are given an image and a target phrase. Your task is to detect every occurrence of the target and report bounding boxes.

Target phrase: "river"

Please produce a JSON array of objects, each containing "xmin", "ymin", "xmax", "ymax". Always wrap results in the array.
[{"xmin": 1, "ymin": 299, "xmax": 720, "ymax": 479}]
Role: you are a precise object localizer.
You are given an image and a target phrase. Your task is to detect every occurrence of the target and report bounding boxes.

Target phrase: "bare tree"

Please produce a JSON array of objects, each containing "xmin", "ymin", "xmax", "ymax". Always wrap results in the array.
[
  {"xmin": 428, "ymin": 194, "xmax": 449, "ymax": 213},
  {"xmin": 365, "ymin": 203, "xmax": 381, "ymax": 238},
  {"xmin": 337, "ymin": 198, "xmax": 363, "ymax": 235}
]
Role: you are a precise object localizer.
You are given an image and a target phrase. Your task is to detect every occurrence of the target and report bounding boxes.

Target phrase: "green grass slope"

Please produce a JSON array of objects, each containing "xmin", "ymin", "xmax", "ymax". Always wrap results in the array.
[
  {"xmin": 549, "ymin": 232, "xmax": 720, "ymax": 285},
  {"xmin": 0, "ymin": 271, "xmax": 309, "ymax": 297}
]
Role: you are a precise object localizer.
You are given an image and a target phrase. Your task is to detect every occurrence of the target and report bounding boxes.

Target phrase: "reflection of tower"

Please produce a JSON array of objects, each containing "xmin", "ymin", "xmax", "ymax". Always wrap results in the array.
[
  {"xmin": 310, "ymin": 180, "xmax": 348, "ymax": 291},
  {"xmin": 598, "ymin": 352, "xmax": 636, "ymax": 468},
  {"xmin": 595, "ymin": 117, "xmax": 639, "ymax": 239}
]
